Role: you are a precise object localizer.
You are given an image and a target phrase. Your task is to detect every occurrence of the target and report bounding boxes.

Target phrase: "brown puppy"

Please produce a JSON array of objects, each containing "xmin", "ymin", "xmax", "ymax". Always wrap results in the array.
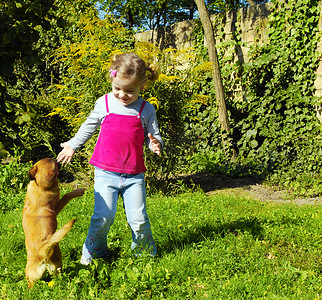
[{"xmin": 22, "ymin": 158, "xmax": 85, "ymax": 288}]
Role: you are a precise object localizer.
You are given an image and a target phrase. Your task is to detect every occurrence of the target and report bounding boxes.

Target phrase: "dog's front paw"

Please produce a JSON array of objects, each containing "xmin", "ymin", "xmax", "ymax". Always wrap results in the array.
[{"xmin": 73, "ymin": 188, "xmax": 85, "ymax": 197}]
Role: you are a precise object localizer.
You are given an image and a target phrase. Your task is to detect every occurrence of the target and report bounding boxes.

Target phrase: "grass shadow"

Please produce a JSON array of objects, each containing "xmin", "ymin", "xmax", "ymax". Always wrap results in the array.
[
  {"xmin": 179, "ymin": 172, "xmax": 262, "ymax": 193},
  {"xmin": 158, "ymin": 216, "xmax": 265, "ymax": 254}
]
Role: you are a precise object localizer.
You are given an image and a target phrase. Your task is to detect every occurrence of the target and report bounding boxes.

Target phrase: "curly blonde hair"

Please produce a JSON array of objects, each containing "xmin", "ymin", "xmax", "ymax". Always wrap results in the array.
[{"xmin": 109, "ymin": 53, "xmax": 158, "ymax": 85}]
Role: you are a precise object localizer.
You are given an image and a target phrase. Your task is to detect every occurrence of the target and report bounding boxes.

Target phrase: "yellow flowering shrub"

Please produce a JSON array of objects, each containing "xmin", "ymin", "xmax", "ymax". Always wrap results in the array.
[
  {"xmin": 48, "ymin": 14, "xmax": 134, "ymax": 129},
  {"xmin": 46, "ymin": 14, "xmax": 214, "ymax": 189}
]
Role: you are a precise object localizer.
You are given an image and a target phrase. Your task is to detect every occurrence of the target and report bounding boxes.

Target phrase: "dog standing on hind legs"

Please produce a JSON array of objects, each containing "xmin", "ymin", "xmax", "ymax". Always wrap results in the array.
[{"xmin": 22, "ymin": 158, "xmax": 85, "ymax": 288}]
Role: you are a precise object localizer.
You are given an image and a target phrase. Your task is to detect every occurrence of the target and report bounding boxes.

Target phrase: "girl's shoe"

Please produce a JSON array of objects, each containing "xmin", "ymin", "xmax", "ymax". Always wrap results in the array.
[{"xmin": 80, "ymin": 257, "xmax": 92, "ymax": 265}]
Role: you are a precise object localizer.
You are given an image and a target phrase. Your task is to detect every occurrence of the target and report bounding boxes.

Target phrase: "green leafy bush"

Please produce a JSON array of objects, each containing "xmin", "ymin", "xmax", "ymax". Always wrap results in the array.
[
  {"xmin": 0, "ymin": 150, "xmax": 32, "ymax": 212},
  {"xmin": 236, "ymin": 0, "xmax": 322, "ymax": 193}
]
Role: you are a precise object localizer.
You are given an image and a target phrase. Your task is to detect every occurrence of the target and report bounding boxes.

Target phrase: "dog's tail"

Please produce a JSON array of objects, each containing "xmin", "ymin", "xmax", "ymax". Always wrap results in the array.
[{"xmin": 39, "ymin": 219, "xmax": 76, "ymax": 258}]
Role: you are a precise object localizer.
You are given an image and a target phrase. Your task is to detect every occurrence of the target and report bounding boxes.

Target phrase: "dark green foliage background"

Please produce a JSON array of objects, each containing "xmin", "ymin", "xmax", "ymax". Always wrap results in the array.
[{"xmin": 1, "ymin": 0, "xmax": 322, "ymax": 197}]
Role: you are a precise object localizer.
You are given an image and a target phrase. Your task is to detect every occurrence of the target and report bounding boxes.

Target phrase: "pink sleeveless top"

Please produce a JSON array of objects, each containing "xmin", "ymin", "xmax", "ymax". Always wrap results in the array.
[{"xmin": 89, "ymin": 94, "xmax": 147, "ymax": 174}]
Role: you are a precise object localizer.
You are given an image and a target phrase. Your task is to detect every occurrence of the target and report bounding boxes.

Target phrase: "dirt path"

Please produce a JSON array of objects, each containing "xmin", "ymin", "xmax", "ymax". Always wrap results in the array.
[{"xmin": 183, "ymin": 173, "xmax": 322, "ymax": 205}]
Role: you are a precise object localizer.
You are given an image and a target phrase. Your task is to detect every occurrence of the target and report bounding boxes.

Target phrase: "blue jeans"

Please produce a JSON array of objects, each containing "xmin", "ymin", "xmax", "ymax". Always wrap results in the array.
[{"xmin": 81, "ymin": 168, "xmax": 156, "ymax": 261}]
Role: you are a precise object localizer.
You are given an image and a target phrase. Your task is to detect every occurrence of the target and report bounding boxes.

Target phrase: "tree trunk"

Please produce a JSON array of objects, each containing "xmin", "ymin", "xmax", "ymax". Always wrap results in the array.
[
  {"xmin": 194, "ymin": 0, "xmax": 236, "ymax": 158},
  {"xmin": 128, "ymin": 9, "xmax": 134, "ymax": 29},
  {"xmin": 189, "ymin": 0, "xmax": 195, "ymax": 20}
]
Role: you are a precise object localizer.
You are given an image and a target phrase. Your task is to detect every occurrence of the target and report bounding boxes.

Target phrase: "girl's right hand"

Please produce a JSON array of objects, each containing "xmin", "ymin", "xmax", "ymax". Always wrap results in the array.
[{"xmin": 57, "ymin": 142, "xmax": 75, "ymax": 164}]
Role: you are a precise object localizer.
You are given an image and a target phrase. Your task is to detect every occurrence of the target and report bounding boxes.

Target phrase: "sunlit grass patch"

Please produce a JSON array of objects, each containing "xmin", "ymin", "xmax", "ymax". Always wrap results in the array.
[{"xmin": 0, "ymin": 188, "xmax": 320, "ymax": 299}]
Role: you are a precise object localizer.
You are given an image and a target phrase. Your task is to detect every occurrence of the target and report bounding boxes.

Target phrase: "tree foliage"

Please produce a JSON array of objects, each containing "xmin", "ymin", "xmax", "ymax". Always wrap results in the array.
[
  {"xmin": 98, "ymin": 0, "xmax": 196, "ymax": 30},
  {"xmin": 98, "ymin": 0, "xmax": 270, "ymax": 30},
  {"xmin": 0, "ymin": 0, "xmax": 55, "ymax": 77},
  {"xmin": 0, "ymin": 0, "xmax": 98, "ymax": 157},
  {"xmin": 0, "ymin": 0, "xmax": 57, "ymax": 155},
  {"xmin": 206, "ymin": 0, "xmax": 269, "ymax": 13}
]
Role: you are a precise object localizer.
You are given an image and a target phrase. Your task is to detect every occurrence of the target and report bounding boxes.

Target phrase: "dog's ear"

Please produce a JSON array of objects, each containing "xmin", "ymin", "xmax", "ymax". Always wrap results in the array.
[{"xmin": 28, "ymin": 165, "xmax": 37, "ymax": 181}]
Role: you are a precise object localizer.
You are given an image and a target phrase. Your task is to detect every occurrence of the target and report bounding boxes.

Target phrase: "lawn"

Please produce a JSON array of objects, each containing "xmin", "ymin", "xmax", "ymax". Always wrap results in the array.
[{"xmin": 0, "ymin": 186, "xmax": 321, "ymax": 299}]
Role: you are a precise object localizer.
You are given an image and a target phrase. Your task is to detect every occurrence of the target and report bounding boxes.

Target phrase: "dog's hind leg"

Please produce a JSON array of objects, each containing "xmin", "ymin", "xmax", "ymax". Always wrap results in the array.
[
  {"xmin": 47, "ymin": 244, "xmax": 63, "ymax": 275},
  {"xmin": 25, "ymin": 260, "xmax": 47, "ymax": 288},
  {"xmin": 39, "ymin": 219, "xmax": 76, "ymax": 258},
  {"xmin": 25, "ymin": 218, "xmax": 75, "ymax": 288}
]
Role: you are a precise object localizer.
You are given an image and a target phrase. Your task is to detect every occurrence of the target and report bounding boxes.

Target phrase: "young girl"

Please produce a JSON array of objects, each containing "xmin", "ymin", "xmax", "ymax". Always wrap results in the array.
[{"xmin": 57, "ymin": 53, "xmax": 163, "ymax": 265}]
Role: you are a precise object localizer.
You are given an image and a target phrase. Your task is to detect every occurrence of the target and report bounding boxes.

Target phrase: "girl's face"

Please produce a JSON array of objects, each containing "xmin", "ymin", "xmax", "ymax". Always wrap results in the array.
[{"xmin": 112, "ymin": 76, "xmax": 144, "ymax": 106}]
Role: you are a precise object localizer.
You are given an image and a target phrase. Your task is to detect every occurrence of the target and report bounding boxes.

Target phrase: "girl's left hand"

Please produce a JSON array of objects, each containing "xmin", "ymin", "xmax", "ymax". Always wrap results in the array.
[{"xmin": 148, "ymin": 133, "xmax": 161, "ymax": 156}]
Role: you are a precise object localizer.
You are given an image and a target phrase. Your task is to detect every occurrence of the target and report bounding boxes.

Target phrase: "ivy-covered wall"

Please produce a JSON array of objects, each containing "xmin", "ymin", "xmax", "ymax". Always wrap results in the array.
[
  {"xmin": 137, "ymin": 0, "xmax": 322, "ymax": 197},
  {"xmin": 136, "ymin": 2, "xmax": 322, "ymax": 122},
  {"xmin": 314, "ymin": 1, "xmax": 322, "ymax": 122}
]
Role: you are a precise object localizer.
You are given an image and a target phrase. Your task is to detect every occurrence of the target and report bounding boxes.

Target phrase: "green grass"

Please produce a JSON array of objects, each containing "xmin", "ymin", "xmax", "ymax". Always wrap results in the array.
[{"xmin": 0, "ymin": 186, "xmax": 321, "ymax": 299}]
